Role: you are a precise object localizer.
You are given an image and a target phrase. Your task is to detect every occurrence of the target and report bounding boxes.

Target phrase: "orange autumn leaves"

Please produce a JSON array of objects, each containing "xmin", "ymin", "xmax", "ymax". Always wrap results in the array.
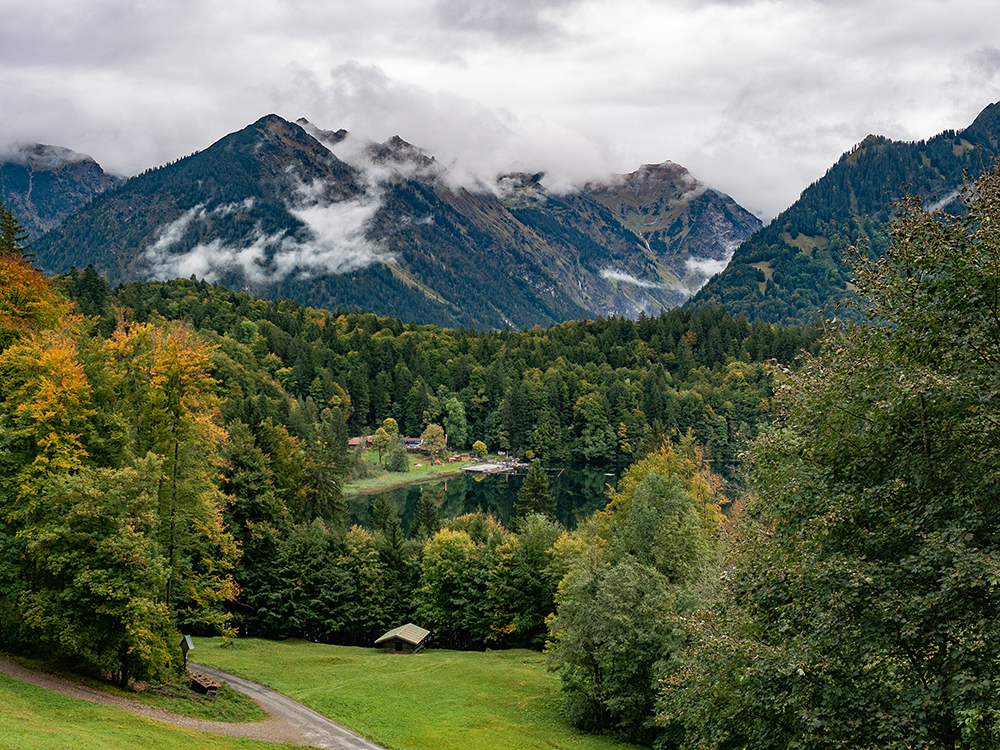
[{"xmin": 0, "ymin": 253, "xmax": 67, "ymax": 349}]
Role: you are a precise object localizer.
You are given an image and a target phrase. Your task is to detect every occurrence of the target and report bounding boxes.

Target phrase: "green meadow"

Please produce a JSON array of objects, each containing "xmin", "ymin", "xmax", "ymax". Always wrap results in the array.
[
  {"xmin": 192, "ymin": 638, "xmax": 642, "ymax": 750},
  {"xmin": 0, "ymin": 671, "xmax": 294, "ymax": 750}
]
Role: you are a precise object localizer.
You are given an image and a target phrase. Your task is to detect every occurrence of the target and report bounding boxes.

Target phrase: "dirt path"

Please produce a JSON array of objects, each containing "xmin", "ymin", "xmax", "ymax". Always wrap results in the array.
[{"xmin": 0, "ymin": 655, "xmax": 385, "ymax": 750}]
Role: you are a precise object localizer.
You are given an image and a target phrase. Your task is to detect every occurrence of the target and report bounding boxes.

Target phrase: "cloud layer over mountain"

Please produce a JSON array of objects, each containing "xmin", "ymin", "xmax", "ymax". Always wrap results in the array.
[{"xmin": 1, "ymin": 0, "xmax": 999, "ymax": 220}]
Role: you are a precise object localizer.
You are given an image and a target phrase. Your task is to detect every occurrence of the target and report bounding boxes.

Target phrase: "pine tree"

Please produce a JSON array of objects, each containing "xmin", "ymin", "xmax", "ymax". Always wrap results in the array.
[
  {"xmin": 515, "ymin": 460, "xmax": 555, "ymax": 525},
  {"xmin": 0, "ymin": 201, "xmax": 30, "ymax": 259}
]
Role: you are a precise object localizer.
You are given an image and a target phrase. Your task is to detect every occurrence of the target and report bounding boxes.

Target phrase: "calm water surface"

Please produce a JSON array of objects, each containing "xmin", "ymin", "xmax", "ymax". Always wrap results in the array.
[{"xmin": 346, "ymin": 463, "xmax": 620, "ymax": 532}]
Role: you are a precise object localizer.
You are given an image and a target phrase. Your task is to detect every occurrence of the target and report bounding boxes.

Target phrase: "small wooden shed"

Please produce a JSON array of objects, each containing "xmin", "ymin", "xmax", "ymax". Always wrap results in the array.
[{"xmin": 375, "ymin": 623, "xmax": 430, "ymax": 654}]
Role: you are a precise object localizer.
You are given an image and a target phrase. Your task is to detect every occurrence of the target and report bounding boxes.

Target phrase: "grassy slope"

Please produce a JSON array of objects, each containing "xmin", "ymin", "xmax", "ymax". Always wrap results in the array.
[
  {"xmin": 0, "ymin": 672, "xmax": 295, "ymax": 750},
  {"xmin": 7, "ymin": 655, "xmax": 266, "ymax": 723},
  {"xmin": 192, "ymin": 638, "xmax": 641, "ymax": 750},
  {"xmin": 342, "ymin": 450, "xmax": 478, "ymax": 496}
]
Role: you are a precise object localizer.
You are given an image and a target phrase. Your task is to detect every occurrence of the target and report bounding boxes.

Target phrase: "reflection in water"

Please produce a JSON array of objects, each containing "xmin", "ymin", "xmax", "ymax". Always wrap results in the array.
[{"xmin": 346, "ymin": 464, "xmax": 619, "ymax": 533}]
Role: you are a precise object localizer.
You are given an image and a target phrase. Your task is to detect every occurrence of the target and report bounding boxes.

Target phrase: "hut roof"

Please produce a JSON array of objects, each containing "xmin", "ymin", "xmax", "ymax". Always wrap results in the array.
[{"xmin": 375, "ymin": 623, "xmax": 430, "ymax": 646}]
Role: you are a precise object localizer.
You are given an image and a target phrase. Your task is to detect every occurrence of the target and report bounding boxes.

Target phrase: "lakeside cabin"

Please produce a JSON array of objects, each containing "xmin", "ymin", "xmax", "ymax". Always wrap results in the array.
[{"xmin": 375, "ymin": 623, "xmax": 431, "ymax": 654}]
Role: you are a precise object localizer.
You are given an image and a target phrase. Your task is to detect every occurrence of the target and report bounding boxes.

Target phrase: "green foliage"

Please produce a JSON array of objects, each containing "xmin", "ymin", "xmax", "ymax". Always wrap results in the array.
[
  {"xmin": 485, "ymin": 513, "xmax": 562, "ymax": 648},
  {"xmin": 0, "ymin": 200, "xmax": 30, "ymax": 257},
  {"xmin": 416, "ymin": 528, "xmax": 489, "ymax": 649},
  {"xmin": 0, "ymin": 250, "xmax": 827, "ymax": 726},
  {"xmin": 60, "ymin": 273, "xmax": 821, "ymax": 477},
  {"xmin": 0, "ymin": 314, "xmax": 241, "ymax": 680},
  {"xmin": 546, "ymin": 445, "xmax": 725, "ymax": 744},
  {"xmin": 301, "ymin": 408, "xmax": 349, "ymax": 528},
  {"xmin": 387, "ymin": 437, "xmax": 410, "ymax": 473},
  {"xmin": 662, "ymin": 164, "xmax": 1000, "ymax": 749},
  {"xmin": 15, "ymin": 458, "xmax": 175, "ymax": 686},
  {"xmin": 442, "ymin": 396, "xmax": 467, "ymax": 449},
  {"xmin": 371, "ymin": 426, "xmax": 391, "ymax": 463},
  {"xmin": 472, "ymin": 439, "xmax": 488, "ymax": 458},
  {"xmin": 515, "ymin": 460, "xmax": 555, "ymax": 525},
  {"xmin": 243, "ymin": 519, "xmax": 354, "ymax": 642},
  {"xmin": 105, "ymin": 320, "xmax": 239, "ymax": 632},
  {"xmin": 550, "ymin": 557, "xmax": 679, "ymax": 741},
  {"xmin": 420, "ymin": 422, "xmax": 447, "ymax": 453}
]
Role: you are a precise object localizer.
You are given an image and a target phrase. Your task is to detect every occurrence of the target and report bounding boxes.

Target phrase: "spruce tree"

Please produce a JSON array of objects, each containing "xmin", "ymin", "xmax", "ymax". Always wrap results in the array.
[
  {"xmin": 515, "ymin": 460, "xmax": 555, "ymax": 525},
  {"xmin": 0, "ymin": 202, "xmax": 32, "ymax": 262}
]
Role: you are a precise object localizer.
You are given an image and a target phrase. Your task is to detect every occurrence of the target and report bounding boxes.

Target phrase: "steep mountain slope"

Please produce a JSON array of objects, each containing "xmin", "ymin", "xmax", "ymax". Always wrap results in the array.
[
  {"xmin": 31, "ymin": 115, "xmax": 760, "ymax": 329},
  {"xmin": 688, "ymin": 101, "xmax": 1000, "ymax": 325},
  {"xmin": 0, "ymin": 144, "xmax": 122, "ymax": 238},
  {"xmin": 586, "ymin": 161, "xmax": 761, "ymax": 292}
]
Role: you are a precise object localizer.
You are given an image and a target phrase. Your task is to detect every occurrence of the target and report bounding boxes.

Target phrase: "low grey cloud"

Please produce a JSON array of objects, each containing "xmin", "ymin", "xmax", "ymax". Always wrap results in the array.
[
  {"xmin": 279, "ymin": 60, "xmax": 624, "ymax": 195},
  {"xmin": 601, "ymin": 269, "xmax": 675, "ymax": 290},
  {"xmin": 3, "ymin": 0, "xmax": 1000, "ymax": 223},
  {"xmin": 143, "ymin": 186, "xmax": 388, "ymax": 284},
  {"xmin": 685, "ymin": 257, "xmax": 731, "ymax": 282},
  {"xmin": 433, "ymin": 0, "xmax": 582, "ymax": 39},
  {"xmin": 0, "ymin": 143, "xmax": 95, "ymax": 169}
]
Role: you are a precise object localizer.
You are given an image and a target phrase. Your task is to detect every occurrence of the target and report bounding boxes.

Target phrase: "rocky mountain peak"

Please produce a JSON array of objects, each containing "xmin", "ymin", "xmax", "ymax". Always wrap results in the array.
[
  {"xmin": 295, "ymin": 117, "xmax": 349, "ymax": 148},
  {"xmin": 0, "ymin": 142, "xmax": 122, "ymax": 238},
  {"xmin": 2, "ymin": 142, "xmax": 99, "ymax": 171}
]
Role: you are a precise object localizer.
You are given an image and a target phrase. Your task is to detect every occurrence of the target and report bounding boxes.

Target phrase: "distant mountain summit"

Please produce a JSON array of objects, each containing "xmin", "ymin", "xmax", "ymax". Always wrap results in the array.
[
  {"xmin": 688, "ymin": 101, "xmax": 1000, "ymax": 325},
  {"xmin": 0, "ymin": 143, "xmax": 122, "ymax": 238},
  {"xmin": 586, "ymin": 161, "xmax": 761, "ymax": 293},
  {"xmin": 30, "ymin": 115, "xmax": 760, "ymax": 329}
]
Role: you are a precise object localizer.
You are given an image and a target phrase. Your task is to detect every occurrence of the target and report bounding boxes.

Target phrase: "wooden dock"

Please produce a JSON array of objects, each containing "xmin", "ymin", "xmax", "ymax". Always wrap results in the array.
[{"xmin": 462, "ymin": 462, "xmax": 526, "ymax": 475}]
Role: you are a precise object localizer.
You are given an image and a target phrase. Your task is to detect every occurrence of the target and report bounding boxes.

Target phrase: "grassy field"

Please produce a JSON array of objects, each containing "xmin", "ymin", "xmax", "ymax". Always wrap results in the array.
[
  {"xmin": 6, "ymin": 654, "xmax": 266, "ymax": 723},
  {"xmin": 341, "ymin": 449, "xmax": 474, "ymax": 496},
  {"xmin": 0, "ymin": 671, "xmax": 295, "ymax": 750},
  {"xmin": 192, "ymin": 638, "xmax": 641, "ymax": 750}
]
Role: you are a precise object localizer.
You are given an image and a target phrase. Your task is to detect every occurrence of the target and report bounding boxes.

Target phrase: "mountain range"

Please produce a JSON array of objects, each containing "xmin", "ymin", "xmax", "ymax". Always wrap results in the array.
[
  {"xmin": 23, "ymin": 115, "xmax": 760, "ymax": 330},
  {"xmin": 10, "ymin": 102, "xmax": 1000, "ymax": 329}
]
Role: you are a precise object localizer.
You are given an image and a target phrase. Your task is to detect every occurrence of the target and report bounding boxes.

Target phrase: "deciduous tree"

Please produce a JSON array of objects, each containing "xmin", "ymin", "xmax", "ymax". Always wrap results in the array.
[
  {"xmin": 15, "ymin": 458, "xmax": 174, "ymax": 686},
  {"xmin": 371, "ymin": 426, "xmax": 391, "ymax": 463},
  {"xmin": 420, "ymin": 423, "xmax": 446, "ymax": 454}
]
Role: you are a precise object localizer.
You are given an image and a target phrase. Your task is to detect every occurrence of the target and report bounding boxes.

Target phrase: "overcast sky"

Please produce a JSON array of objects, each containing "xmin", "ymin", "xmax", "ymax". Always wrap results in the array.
[{"xmin": 2, "ymin": 0, "xmax": 999, "ymax": 220}]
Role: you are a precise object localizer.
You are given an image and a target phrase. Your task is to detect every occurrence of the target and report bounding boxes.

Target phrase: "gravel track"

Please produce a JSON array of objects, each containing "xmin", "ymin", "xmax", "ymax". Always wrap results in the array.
[{"xmin": 0, "ymin": 655, "xmax": 385, "ymax": 750}]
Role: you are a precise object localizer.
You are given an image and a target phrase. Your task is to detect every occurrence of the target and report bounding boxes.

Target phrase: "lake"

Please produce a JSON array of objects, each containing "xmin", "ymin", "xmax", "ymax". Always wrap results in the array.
[{"xmin": 346, "ymin": 463, "xmax": 620, "ymax": 532}]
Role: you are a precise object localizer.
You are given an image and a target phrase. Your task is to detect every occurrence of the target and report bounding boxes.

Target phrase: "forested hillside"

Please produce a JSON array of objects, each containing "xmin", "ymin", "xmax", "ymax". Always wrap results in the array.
[
  {"xmin": 64, "ymin": 270, "xmax": 820, "ymax": 474},
  {"xmin": 10, "ymin": 160, "xmax": 1000, "ymax": 747},
  {"xmin": 662, "ymin": 166, "xmax": 1000, "ymax": 749},
  {"xmin": 689, "ymin": 101, "xmax": 1000, "ymax": 324},
  {"xmin": 0, "ymin": 143, "xmax": 121, "ymax": 238}
]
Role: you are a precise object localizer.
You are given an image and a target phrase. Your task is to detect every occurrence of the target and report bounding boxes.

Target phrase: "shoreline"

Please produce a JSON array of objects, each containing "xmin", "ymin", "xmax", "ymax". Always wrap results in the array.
[{"xmin": 342, "ymin": 467, "xmax": 464, "ymax": 498}]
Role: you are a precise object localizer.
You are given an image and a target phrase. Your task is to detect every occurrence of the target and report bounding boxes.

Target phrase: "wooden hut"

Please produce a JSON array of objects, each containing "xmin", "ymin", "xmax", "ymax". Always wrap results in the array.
[{"xmin": 375, "ymin": 623, "xmax": 430, "ymax": 654}]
